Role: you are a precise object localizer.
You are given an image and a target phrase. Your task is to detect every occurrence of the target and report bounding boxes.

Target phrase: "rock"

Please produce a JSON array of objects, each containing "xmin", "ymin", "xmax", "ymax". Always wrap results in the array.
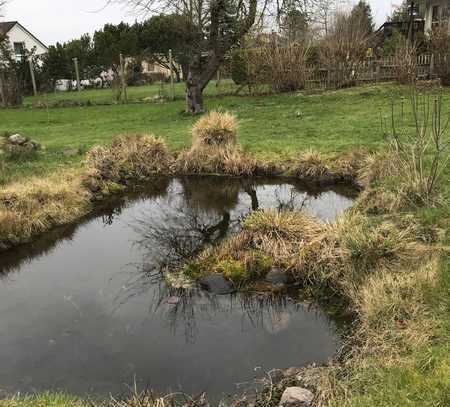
[
  {"xmin": 265, "ymin": 268, "xmax": 289, "ymax": 285},
  {"xmin": 8, "ymin": 134, "xmax": 27, "ymax": 145},
  {"xmin": 279, "ymin": 387, "xmax": 314, "ymax": 407},
  {"xmin": 63, "ymin": 148, "xmax": 81, "ymax": 157},
  {"xmin": 166, "ymin": 296, "xmax": 181, "ymax": 305},
  {"xmin": 199, "ymin": 274, "xmax": 235, "ymax": 295},
  {"xmin": 22, "ymin": 140, "xmax": 41, "ymax": 151}
]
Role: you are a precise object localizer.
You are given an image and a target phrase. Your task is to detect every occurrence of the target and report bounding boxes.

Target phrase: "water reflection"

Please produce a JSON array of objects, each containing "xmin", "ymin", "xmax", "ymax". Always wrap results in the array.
[{"xmin": 0, "ymin": 176, "xmax": 356, "ymax": 400}]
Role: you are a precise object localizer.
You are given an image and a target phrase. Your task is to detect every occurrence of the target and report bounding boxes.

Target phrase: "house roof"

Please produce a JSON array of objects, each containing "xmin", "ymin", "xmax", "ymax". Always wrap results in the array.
[
  {"xmin": 0, "ymin": 21, "xmax": 48, "ymax": 51},
  {"xmin": 0, "ymin": 21, "xmax": 17, "ymax": 35}
]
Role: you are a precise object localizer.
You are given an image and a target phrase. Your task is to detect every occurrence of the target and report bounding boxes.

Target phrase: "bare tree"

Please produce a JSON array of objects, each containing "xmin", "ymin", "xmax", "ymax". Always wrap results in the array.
[{"xmin": 115, "ymin": 0, "xmax": 260, "ymax": 113}]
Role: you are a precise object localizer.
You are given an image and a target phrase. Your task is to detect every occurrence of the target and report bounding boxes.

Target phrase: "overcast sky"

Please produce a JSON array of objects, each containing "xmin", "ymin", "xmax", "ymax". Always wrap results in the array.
[{"xmin": 3, "ymin": 0, "xmax": 399, "ymax": 46}]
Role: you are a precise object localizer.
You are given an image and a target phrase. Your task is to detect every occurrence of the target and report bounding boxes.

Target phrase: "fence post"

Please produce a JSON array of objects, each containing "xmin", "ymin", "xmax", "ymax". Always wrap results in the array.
[
  {"xmin": 168, "ymin": 49, "xmax": 175, "ymax": 100},
  {"xmin": 28, "ymin": 59, "xmax": 38, "ymax": 97},
  {"xmin": 119, "ymin": 53, "xmax": 128, "ymax": 104},
  {"xmin": 430, "ymin": 54, "xmax": 435, "ymax": 78},
  {"xmin": 73, "ymin": 58, "xmax": 81, "ymax": 92}
]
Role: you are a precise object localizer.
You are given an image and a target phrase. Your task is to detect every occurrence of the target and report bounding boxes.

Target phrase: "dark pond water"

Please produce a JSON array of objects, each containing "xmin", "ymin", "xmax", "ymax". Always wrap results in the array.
[{"xmin": 0, "ymin": 177, "xmax": 356, "ymax": 403}]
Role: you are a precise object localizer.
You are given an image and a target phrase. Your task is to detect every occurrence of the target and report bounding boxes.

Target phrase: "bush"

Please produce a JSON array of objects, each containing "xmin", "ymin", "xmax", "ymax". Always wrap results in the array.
[
  {"xmin": 393, "ymin": 43, "xmax": 417, "ymax": 85},
  {"xmin": 231, "ymin": 49, "xmax": 250, "ymax": 86},
  {"xmin": 430, "ymin": 26, "xmax": 450, "ymax": 86}
]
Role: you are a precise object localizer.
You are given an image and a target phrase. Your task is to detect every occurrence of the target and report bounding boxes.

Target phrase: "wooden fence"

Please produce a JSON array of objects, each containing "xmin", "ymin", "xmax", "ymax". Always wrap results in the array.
[{"xmin": 303, "ymin": 54, "xmax": 435, "ymax": 90}]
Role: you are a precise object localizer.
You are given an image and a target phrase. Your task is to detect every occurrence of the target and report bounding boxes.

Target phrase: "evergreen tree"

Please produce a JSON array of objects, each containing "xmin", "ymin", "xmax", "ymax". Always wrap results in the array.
[{"xmin": 350, "ymin": 1, "xmax": 374, "ymax": 34}]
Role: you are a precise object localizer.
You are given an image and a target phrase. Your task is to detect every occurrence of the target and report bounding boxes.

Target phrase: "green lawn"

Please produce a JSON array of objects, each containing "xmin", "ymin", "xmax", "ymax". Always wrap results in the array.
[
  {"xmin": 1, "ymin": 83, "xmax": 432, "ymax": 184},
  {"xmin": 23, "ymin": 79, "xmax": 242, "ymax": 106}
]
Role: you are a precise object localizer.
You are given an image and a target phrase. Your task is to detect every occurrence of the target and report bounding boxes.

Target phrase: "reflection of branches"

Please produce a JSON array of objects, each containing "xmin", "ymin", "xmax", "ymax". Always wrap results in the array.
[
  {"xmin": 274, "ymin": 186, "xmax": 310, "ymax": 212},
  {"xmin": 132, "ymin": 201, "xmax": 237, "ymax": 267}
]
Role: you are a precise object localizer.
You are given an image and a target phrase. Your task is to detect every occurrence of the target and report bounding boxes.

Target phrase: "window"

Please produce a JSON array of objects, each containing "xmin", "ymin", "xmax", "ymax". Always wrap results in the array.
[
  {"xmin": 13, "ymin": 42, "xmax": 25, "ymax": 59},
  {"xmin": 432, "ymin": 5, "xmax": 440, "ymax": 22}
]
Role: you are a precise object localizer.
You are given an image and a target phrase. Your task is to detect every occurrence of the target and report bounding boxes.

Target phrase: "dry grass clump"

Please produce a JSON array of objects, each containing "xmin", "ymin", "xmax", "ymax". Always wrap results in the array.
[
  {"xmin": 291, "ymin": 150, "xmax": 365, "ymax": 184},
  {"xmin": 176, "ymin": 111, "xmax": 259, "ymax": 176},
  {"xmin": 243, "ymin": 209, "xmax": 322, "ymax": 240},
  {"xmin": 192, "ymin": 111, "xmax": 237, "ymax": 148},
  {"xmin": 84, "ymin": 134, "xmax": 173, "ymax": 193},
  {"xmin": 357, "ymin": 150, "xmax": 399, "ymax": 187},
  {"xmin": 187, "ymin": 210, "xmax": 429, "ymax": 295},
  {"xmin": 0, "ymin": 172, "xmax": 90, "ymax": 249},
  {"xmin": 291, "ymin": 150, "xmax": 331, "ymax": 179}
]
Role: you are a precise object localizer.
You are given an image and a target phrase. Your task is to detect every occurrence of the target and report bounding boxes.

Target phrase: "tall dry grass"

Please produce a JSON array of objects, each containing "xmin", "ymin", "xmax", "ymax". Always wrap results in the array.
[
  {"xmin": 291, "ymin": 149, "xmax": 365, "ymax": 184},
  {"xmin": 84, "ymin": 134, "xmax": 173, "ymax": 194},
  {"xmin": 176, "ymin": 111, "xmax": 259, "ymax": 175},
  {"xmin": 189, "ymin": 209, "xmax": 430, "ymax": 298},
  {"xmin": 0, "ymin": 172, "xmax": 90, "ymax": 249}
]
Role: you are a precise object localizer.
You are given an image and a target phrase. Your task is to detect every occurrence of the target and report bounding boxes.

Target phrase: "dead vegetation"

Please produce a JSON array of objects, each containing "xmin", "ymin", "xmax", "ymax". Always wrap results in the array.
[
  {"xmin": 175, "ymin": 111, "xmax": 260, "ymax": 176},
  {"xmin": 0, "ymin": 171, "xmax": 90, "ymax": 250},
  {"xmin": 83, "ymin": 134, "xmax": 173, "ymax": 195},
  {"xmin": 291, "ymin": 149, "xmax": 365, "ymax": 184}
]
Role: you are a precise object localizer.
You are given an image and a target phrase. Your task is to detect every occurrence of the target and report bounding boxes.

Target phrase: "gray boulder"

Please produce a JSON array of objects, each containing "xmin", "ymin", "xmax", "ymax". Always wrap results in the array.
[
  {"xmin": 199, "ymin": 274, "xmax": 235, "ymax": 295},
  {"xmin": 279, "ymin": 387, "xmax": 314, "ymax": 407},
  {"xmin": 265, "ymin": 268, "xmax": 289, "ymax": 285},
  {"xmin": 8, "ymin": 134, "xmax": 27, "ymax": 145},
  {"xmin": 22, "ymin": 140, "xmax": 41, "ymax": 151}
]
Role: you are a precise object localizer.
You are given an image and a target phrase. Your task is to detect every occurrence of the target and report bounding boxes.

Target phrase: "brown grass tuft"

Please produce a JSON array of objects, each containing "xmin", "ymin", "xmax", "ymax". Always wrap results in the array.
[
  {"xmin": 291, "ymin": 150, "xmax": 331, "ymax": 179},
  {"xmin": 84, "ymin": 134, "xmax": 173, "ymax": 193},
  {"xmin": 176, "ymin": 111, "xmax": 259, "ymax": 175},
  {"xmin": 0, "ymin": 172, "xmax": 90, "ymax": 249},
  {"xmin": 192, "ymin": 111, "xmax": 237, "ymax": 148},
  {"xmin": 290, "ymin": 150, "xmax": 365, "ymax": 183}
]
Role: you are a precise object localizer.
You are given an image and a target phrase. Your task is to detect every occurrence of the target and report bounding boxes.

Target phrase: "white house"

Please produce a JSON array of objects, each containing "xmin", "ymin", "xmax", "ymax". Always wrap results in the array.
[
  {"xmin": 416, "ymin": 1, "xmax": 450, "ymax": 33},
  {"xmin": 0, "ymin": 21, "xmax": 48, "ymax": 61}
]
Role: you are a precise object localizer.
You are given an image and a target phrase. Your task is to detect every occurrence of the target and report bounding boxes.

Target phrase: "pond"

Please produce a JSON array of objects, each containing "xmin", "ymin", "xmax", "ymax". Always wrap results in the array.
[{"xmin": 0, "ymin": 177, "xmax": 356, "ymax": 403}]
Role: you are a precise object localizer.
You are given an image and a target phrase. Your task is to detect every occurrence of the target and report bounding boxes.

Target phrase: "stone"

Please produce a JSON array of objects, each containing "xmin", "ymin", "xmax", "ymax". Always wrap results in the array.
[
  {"xmin": 8, "ymin": 134, "xmax": 27, "ymax": 145},
  {"xmin": 166, "ymin": 296, "xmax": 181, "ymax": 305},
  {"xmin": 265, "ymin": 268, "xmax": 289, "ymax": 285},
  {"xmin": 199, "ymin": 273, "xmax": 235, "ymax": 295},
  {"xmin": 22, "ymin": 140, "xmax": 41, "ymax": 151},
  {"xmin": 279, "ymin": 387, "xmax": 314, "ymax": 407},
  {"xmin": 63, "ymin": 148, "xmax": 81, "ymax": 157}
]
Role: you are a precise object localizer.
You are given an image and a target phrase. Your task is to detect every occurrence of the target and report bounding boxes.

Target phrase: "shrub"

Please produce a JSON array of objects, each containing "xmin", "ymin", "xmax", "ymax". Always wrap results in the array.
[
  {"xmin": 382, "ymin": 88, "xmax": 450, "ymax": 206},
  {"xmin": 430, "ymin": 26, "xmax": 450, "ymax": 86},
  {"xmin": 84, "ymin": 134, "xmax": 173, "ymax": 193},
  {"xmin": 318, "ymin": 12, "xmax": 371, "ymax": 88},
  {"xmin": 231, "ymin": 49, "xmax": 250, "ymax": 86},
  {"xmin": 393, "ymin": 42, "xmax": 417, "ymax": 85}
]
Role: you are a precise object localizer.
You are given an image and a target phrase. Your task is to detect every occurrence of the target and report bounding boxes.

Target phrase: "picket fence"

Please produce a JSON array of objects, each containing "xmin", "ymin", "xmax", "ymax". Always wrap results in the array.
[{"xmin": 303, "ymin": 54, "xmax": 435, "ymax": 90}]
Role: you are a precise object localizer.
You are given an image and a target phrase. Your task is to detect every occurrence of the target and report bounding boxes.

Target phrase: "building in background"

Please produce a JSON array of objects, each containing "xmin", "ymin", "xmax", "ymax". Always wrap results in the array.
[
  {"xmin": 0, "ymin": 21, "xmax": 48, "ymax": 61},
  {"xmin": 416, "ymin": 1, "xmax": 450, "ymax": 33}
]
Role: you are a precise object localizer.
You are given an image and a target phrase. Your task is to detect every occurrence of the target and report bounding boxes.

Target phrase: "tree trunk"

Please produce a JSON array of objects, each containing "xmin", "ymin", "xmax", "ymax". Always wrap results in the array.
[
  {"xmin": 186, "ymin": 71, "xmax": 204, "ymax": 114},
  {"xmin": 173, "ymin": 66, "xmax": 181, "ymax": 83}
]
